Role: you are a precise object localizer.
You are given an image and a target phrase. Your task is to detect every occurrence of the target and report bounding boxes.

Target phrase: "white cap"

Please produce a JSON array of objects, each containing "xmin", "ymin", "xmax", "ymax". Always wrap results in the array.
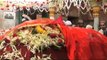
[
  {"xmin": 64, "ymin": 20, "xmax": 72, "ymax": 26},
  {"xmin": 86, "ymin": 25, "xmax": 93, "ymax": 29}
]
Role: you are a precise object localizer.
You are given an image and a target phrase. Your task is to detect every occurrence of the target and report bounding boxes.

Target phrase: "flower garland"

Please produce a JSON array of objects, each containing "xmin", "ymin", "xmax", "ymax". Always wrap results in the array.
[{"xmin": 0, "ymin": 24, "xmax": 65, "ymax": 60}]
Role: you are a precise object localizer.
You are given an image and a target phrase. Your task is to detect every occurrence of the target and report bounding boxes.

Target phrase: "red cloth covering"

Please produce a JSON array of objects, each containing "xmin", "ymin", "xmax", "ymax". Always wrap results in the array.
[
  {"xmin": 55, "ymin": 16, "xmax": 107, "ymax": 60},
  {"xmin": 0, "ymin": 18, "xmax": 68, "ymax": 60},
  {"xmin": 1, "ymin": 16, "xmax": 107, "ymax": 60}
]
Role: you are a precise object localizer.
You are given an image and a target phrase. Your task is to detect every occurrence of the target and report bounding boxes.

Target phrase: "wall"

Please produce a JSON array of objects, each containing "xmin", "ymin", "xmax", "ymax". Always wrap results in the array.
[{"xmin": 0, "ymin": 10, "xmax": 16, "ymax": 29}]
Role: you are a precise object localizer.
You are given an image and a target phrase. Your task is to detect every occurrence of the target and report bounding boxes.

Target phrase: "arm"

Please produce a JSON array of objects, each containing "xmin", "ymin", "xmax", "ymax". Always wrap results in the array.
[{"xmin": 22, "ymin": 14, "xmax": 32, "ymax": 20}]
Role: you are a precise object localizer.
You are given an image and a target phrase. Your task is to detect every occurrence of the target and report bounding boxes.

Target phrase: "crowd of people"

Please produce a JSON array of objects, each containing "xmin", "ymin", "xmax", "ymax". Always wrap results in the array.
[{"xmin": 63, "ymin": 17, "xmax": 107, "ymax": 37}]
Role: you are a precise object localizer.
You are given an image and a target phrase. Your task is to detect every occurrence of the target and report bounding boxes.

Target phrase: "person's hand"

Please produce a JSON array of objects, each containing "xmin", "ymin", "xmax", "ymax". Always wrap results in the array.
[
  {"xmin": 22, "ymin": 14, "xmax": 29, "ymax": 18},
  {"xmin": 22, "ymin": 14, "xmax": 32, "ymax": 20}
]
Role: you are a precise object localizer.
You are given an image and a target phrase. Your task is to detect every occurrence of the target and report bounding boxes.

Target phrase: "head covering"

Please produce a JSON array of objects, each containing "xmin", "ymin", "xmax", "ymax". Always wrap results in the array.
[
  {"xmin": 63, "ymin": 20, "xmax": 72, "ymax": 26},
  {"xmin": 86, "ymin": 25, "xmax": 93, "ymax": 29}
]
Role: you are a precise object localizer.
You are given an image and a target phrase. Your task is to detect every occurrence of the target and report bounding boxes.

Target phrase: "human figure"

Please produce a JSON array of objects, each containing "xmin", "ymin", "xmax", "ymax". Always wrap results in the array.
[
  {"xmin": 103, "ymin": 28, "xmax": 107, "ymax": 36},
  {"xmin": 77, "ymin": 19, "xmax": 84, "ymax": 27},
  {"xmin": 99, "ymin": 21, "xmax": 106, "ymax": 35}
]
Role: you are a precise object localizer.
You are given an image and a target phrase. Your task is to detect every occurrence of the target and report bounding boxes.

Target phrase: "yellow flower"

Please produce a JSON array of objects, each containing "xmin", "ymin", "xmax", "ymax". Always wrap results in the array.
[{"xmin": 35, "ymin": 25, "xmax": 46, "ymax": 33}]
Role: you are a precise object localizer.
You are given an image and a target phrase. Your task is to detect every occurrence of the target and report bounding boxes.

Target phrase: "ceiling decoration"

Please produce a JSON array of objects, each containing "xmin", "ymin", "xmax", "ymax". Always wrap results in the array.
[
  {"xmin": 0, "ymin": 0, "xmax": 107, "ymax": 15},
  {"xmin": 0, "ymin": 0, "xmax": 50, "ymax": 12},
  {"xmin": 62, "ymin": 0, "xmax": 91, "ymax": 16}
]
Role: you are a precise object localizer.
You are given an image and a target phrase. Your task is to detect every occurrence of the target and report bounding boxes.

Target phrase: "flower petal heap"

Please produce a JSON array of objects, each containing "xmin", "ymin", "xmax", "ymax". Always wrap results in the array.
[{"xmin": 0, "ymin": 19, "xmax": 65, "ymax": 60}]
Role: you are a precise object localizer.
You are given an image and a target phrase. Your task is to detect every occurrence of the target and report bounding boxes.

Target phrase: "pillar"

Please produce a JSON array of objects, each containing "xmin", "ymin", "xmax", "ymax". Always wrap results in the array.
[
  {"xmin": 92, "ymin": 6, "xmax": 100, "ymax": 31},
  {"xmin": 49, "ymin": 7, "xmax": 55, "ymax": 20}
]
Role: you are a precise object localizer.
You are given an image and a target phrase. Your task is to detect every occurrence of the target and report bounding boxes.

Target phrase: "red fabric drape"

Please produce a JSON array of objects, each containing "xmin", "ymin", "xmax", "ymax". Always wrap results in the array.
[
  {"xmin": 1, "ymin": 16, "xmax": 107, "ymax": 60},
  {"xmin": 56, "ymin": 16, "xmax": 107, "ymax": 60}
]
